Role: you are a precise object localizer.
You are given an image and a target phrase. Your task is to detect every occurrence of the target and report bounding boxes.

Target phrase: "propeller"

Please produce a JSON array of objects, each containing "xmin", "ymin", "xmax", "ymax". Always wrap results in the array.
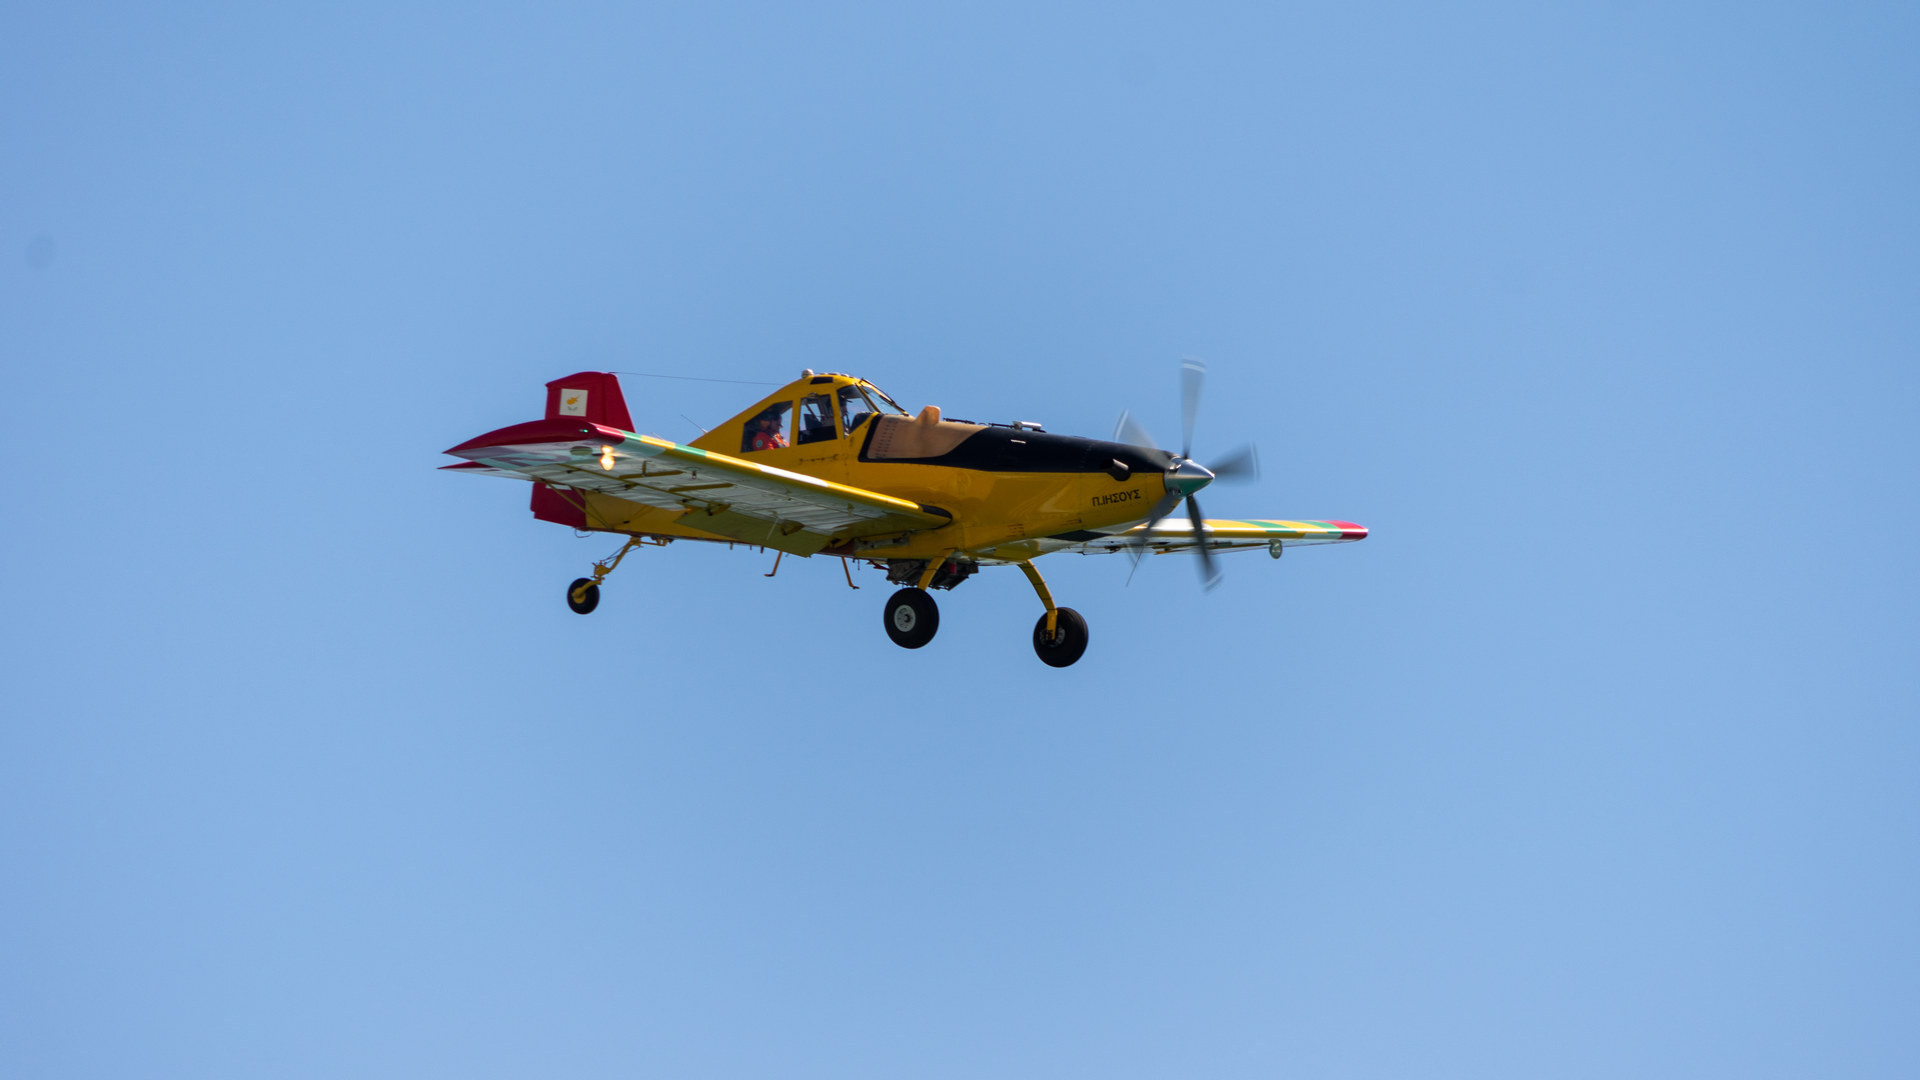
[{"xmin": 1113, "ymin": 358, "xmax": 1260, "ymax": 590}]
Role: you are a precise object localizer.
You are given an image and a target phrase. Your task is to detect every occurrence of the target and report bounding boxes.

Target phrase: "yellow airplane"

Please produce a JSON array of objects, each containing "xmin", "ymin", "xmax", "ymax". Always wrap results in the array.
[{"xmin": 444, "ymin": 364, "xmax": 1366, "ymax": 667}]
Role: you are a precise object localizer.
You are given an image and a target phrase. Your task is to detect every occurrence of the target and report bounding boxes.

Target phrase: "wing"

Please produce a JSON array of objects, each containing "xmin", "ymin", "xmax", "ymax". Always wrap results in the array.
[
  {"xmin": 445, "ymin": 419, "xmax": 951, "ymax": 555},
  {"xmin": 1026, "ymin": 518, "xmax": 1367, "ymax": 558}
]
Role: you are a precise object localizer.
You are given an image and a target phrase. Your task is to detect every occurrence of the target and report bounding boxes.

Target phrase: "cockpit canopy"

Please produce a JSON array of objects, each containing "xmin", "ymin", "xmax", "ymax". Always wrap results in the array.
[{"xmin": 712, "ymin": 373, "xmax": 910, "ymax": 456}]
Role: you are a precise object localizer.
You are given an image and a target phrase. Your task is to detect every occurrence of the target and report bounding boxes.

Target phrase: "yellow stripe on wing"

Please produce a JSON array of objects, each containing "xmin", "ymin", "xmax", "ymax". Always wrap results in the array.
[{"xmin": 625, "ymin": 434, "xmax": 943, "ymax": 520}]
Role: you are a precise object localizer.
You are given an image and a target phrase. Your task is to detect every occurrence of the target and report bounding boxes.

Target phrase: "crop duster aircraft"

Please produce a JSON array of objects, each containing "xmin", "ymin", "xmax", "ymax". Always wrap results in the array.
[{"xmin": 444, "ymin": 364, "xmax": 1366, "ymax": 667}]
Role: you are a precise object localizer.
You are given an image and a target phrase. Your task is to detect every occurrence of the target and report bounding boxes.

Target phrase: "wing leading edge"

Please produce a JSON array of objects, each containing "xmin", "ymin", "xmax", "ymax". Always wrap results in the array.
[{"xmin": 1024, "ymin": 518, "xmax": 1368, "ymax": 560}]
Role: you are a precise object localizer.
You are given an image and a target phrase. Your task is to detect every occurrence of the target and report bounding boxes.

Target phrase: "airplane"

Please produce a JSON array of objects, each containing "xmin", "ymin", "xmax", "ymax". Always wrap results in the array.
[{"xmin": 443, "ymin": 364, "xmax": 1366, "ymax": 667}]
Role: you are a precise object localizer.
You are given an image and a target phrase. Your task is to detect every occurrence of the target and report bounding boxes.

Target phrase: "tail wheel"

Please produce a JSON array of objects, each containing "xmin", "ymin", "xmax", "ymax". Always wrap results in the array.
[
  {"xmin": 1032, "ymin": 607, "xmax": 1089, "ymax": 667},
  {"xmin": 566, "ymin": 578, "xmax": 601, "ymax": 615},
  {"xmin": 883, "ymin": 587, "xmax": 939, "ymax": 649}
]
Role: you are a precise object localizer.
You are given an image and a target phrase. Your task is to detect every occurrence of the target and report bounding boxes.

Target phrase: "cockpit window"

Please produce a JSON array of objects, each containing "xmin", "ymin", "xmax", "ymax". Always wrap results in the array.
[
  {"xmin": 797, "ymin": 393, "xmax": 836, "ymax": 445},
  {"xmin": 742, "ymin": 401, "xmax": 792, "ymax": 453},
  {"xmin": 838, "ymin": 385, "xmax": 877, "ymax": 435},
  {"xmin": 862, "ymin": 383, "xmax": 910, "ymax": 415}
]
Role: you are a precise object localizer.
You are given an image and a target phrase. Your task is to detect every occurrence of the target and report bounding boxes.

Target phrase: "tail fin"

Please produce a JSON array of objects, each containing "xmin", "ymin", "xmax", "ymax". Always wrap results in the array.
[
  {"xmin": 545, "ymin": 372, "xmax": 634, "ymax": 432},
  {"xmin": 531, "ymin": 372, "xmax": 633, "ymax": 532}
]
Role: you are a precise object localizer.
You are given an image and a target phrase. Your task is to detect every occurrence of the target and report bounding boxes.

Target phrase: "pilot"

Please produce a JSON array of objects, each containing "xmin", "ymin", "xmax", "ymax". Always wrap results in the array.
[{"xmin": 750, "ymin": 413, "xmax": 788, "ymax": 451}]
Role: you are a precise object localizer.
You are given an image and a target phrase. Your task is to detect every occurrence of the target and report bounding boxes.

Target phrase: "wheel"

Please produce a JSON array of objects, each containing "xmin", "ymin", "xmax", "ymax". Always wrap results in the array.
[
  {"xmin": 1032, "ymin": 607, "xmax": 1089, "ymax": 667},
  {"xmin": 882, "ymin": 587, "xmax": 939, "ymax": 649},
  {"xmin": 566, "ymin": 577, "xmax": 600, "ymax": 614}
]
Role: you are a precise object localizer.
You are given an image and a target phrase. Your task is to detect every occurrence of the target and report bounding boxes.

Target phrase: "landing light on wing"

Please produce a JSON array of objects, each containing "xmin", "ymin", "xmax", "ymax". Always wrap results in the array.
[{"xmin": 599, "ymin": 446, "xmax": 616, "ymax": 471}]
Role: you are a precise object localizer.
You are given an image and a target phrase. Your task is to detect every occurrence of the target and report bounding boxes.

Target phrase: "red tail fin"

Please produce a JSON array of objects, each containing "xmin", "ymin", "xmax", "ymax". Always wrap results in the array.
[
  {"xmin": 544, "ymin": 372, "xmax": 634, "ymax": 432},
  {"xmin": 532, "ymin": 372, "xmax": 632, "ymax": 532}
]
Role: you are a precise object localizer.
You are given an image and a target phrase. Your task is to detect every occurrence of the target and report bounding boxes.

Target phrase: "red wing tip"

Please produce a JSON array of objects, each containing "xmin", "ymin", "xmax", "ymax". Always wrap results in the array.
[{"xmin": 1327, "ymin": 520, "xmax": 1368, "ymax": 539}]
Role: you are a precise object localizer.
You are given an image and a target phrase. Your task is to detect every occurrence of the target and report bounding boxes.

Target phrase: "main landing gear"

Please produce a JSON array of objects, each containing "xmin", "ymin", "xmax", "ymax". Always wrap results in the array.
[
  {"xmin": 877, "ymin": 557, "xmax": 1089, "ymax": 667},
  {"xmin": 1019, "ymin": 561, "xmax": 1088, "ymax": 668},
  {"xmin": 881, "ymin": 555, "xmax": 949, "ymax": 649},
  {"xmin": 883, "ymin": 588, "xmax": 939, "ymax": 648}
]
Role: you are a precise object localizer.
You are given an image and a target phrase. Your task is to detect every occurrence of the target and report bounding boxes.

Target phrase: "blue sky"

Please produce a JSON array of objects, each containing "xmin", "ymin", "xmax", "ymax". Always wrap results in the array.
[{"xmin": 4, "ymin": 3, "xmax": 1917, "ymax": 1077}]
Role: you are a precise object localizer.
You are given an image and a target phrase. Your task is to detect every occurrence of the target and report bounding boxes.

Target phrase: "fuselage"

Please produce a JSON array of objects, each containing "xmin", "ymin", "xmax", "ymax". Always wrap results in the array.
[{"xmin": 570, "ymin": 372, "xmax": 1192, "ymax": 561}]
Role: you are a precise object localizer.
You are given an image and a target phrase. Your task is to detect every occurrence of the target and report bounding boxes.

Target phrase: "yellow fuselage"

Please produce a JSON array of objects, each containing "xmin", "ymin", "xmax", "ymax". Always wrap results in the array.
[{"xmin": 574, "ymin": 374, "xmax": 1168, "ymax": 562}]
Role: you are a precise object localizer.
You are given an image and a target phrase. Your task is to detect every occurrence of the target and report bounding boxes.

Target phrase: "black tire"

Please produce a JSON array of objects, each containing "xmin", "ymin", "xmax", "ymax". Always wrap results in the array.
[
  {"xmin": 566, "ymin": 578, "xmax": 600, "ymax": 615},
  {"xmin": 883, "ymin": 587, "xmax": 939, "ymax": 649},
  {"xmin": 1032, "ymin": 607, "xmax": 1089, "ymax": 667}
]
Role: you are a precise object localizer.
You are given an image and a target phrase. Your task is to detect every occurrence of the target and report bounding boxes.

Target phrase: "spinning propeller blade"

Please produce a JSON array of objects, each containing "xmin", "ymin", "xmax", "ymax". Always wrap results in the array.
[
  {"xmin": 1186, "ymin": 493, "xmax": 1221, "ymax": 591},
  {"xmin": 1114, "ymin": 359, "xmax": 1256, "ymax": 590},
  {"xmin": 1114, "ymin": 410, "xmax": 1158, "ymax": 453},
  {"xmin": 1208, "ymin": 444, "xmax": 1260, "ymax": 483},
  {"xmin": 1180, "ymin": 357, "xmax": 1204, "ymax": 460}
]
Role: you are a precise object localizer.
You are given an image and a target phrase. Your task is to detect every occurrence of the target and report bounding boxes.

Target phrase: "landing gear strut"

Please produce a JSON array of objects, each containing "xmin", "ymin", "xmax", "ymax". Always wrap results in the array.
[
  {"xmin": 1019, "ymin": 561, "xmax": 1088, "ymax": 667},
  {"xmin": 566, "ymin": 537, "xmax": 643, "ymax": 615}
]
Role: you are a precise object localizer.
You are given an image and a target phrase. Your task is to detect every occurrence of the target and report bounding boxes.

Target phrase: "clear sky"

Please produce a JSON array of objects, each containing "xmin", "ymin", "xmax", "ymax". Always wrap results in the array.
[{"xmin": 4, "ymin": 3, "xmax": 1917, "ymax": 1077}]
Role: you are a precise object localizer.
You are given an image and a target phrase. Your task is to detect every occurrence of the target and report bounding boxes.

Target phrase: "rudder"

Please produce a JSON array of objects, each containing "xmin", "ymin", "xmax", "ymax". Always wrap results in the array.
[
  {"xmin": 544, "ymin": 372, "xmax": 635, "ymax": 432},
  {"xmin": 532, "ymin": 371, "xmax": 633, "ymax": 531}
]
